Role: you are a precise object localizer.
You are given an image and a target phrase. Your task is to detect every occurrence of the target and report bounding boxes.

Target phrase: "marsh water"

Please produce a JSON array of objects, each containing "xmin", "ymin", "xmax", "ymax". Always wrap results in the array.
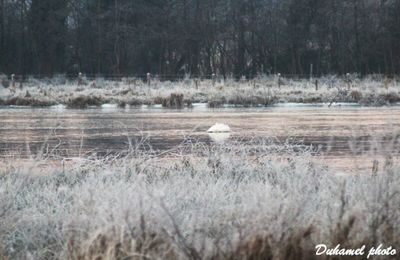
[{"xmin": 1, "ymin": 103, "xmax": 399, "ymax": 172}]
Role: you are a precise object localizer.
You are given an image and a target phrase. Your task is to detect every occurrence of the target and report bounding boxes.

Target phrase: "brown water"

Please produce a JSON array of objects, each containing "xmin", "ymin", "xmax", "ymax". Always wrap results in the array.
[{"xmin": 1, "ymin": 104, "xmax": 399, "ymax": 172}]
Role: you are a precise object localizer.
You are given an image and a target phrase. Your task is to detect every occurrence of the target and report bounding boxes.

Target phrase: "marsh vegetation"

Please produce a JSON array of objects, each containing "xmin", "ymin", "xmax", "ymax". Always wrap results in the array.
[
  {"xmin": 1, "ymin": 75, "xmax": 400, "ymax": 109},
  {"xmin": 1, "ymin": 75, "xmax": 399, "ymax": 260},
  {"xmin": 0, "ymin": 139, "xmax": 399, "ymax": 259}
]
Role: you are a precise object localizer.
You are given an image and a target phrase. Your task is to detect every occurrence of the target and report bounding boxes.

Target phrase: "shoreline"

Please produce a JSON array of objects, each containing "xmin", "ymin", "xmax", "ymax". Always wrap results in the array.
[
  {"xmin": 2, "ymin": 101, "xmax": 400, "ymax": 111},
  {"xmin": 1, "ymin": 76, "xmax": 400, "ymax": 108}
]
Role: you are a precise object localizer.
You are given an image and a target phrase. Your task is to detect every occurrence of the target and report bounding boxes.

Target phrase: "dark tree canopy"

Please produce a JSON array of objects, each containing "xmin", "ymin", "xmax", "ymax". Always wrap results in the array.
[{"xmin": 0, "ymin": 0, "xmax": 399, "ymax": 78}]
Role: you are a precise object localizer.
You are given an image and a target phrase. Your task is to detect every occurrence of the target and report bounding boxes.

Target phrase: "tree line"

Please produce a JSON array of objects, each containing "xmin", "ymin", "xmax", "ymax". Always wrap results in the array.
[{"xmin": 0, "ymin": 0, "xmax": 399, "ymax": 78}]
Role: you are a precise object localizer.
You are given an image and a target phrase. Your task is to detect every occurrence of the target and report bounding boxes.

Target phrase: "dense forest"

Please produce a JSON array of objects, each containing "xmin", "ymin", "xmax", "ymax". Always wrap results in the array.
[{"xmin": 0, "ymin": 0, "xmax": 399, "ymax": 78}]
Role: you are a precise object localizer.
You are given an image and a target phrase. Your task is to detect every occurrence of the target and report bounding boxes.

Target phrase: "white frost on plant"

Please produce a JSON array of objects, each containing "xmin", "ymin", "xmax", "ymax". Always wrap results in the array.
[{"xmin": 0, "ymin": 139, "xmax": 399, "ymax": 259}]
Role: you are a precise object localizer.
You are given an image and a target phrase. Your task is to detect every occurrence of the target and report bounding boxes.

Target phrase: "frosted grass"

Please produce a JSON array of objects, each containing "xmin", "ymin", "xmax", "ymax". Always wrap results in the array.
[
  {"xmin": 0, "ymin": 75, "xmax": 399, "ymax": 107},
  {"xmin": 0, "ymin": 139, "xmax": 399, "ymax": 259}
]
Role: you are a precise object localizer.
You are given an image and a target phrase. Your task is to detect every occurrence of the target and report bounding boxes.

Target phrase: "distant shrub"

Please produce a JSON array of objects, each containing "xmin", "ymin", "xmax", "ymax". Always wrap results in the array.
[
  {"xmin": 4, "ymin": 96, "xmax": 55, "ymax": 106},
  {"xmin": 117, "ymin": 88, "xmax": 131, "ymax": 96},
  {"xmin": 350, "ymin": 90, "xmax": 362, "ymax": 101},
  {"xmin": 381, "ymin": 92, "xmax": 400, "ymax": 104},
  {"xmin": 208, "ymin": 98, "xmax": 225, "ymax": 108},
  {"xmin": 67, "ymin": 95, "xmax": 104, "ymax": 108},
  {"xmin": 162, "ymin": 93, "xmax": 184, "ymax": 108},
  {"xmin": 121, "ymin": 98, "xmax": 143, "ymax": 107},
  {"xmin": 153, "ymin": 96, "xmax": 164, "ymax": 105}
]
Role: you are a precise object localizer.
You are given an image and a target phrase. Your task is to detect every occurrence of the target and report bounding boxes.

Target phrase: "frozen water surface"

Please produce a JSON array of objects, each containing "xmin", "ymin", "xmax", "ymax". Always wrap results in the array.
[{"xmin": 1, "ymin": 104, "xmax": 399, "ymax": 172}]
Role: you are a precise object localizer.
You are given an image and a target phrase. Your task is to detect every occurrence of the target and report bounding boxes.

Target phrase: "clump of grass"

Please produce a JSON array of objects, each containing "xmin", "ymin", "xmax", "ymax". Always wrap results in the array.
[
  {"xmin": 359, "ymin": 92, "xmax": 400, "ymax": 106},
  {"xmin": 350, "ymin": 90, "xmax": 363, "ymax": 102},
  {"xmin": 67, "ymin": 230, "xmax": 177, "ymax": 260},
  {"xmin": 299, "ymin": 96, "xmax": 323, "ymax": 103},
  {"xmin": 66, "ymin": 95, "xmax": 104, "ymax": 108},
  {"xmin": 208, "ymin": 99, "xmax": 225, "ymax": 108},
  {"xmin": 1, "ymin": 139, "xmax": 399, "ymax": 259},
  {"xmin": 117, "ymin": 88, "xmax": 131, "ymax": 96},
  {"xmin": 230, "ymin": 226, "xmax": 316, "ymax": 260},
  {"xmin": 380, "ymin": 92, "xmax": 400, "ymax": 104},
  {"xmin": 227, "ymin": 95, "xmax": 277, "ymax": 107},
  {"xmin": 152, "ymin": 96, "xmax": 164, "ymax": 105},
  {"xmin": 162, "ymin": 93, "xmax": 186, "ymax": 108},
  {"xmin": 118, "ymin": 97, "xmax": 144, "ymax": 108},
  {"xmin": 4, "ymin": 96, "xmax": 55, "ymax": 107}
]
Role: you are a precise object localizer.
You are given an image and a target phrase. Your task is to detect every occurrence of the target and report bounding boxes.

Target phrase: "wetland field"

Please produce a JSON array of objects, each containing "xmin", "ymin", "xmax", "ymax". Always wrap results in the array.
[{"xmin": 1, "ymin": 78, "xmax": 400, "ymax": 259}]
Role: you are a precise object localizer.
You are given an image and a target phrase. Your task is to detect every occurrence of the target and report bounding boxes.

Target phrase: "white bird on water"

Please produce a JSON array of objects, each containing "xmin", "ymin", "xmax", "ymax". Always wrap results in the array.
[{"xmin": 207, "ymin": 123, "xmax": 231, "ymax": 133}]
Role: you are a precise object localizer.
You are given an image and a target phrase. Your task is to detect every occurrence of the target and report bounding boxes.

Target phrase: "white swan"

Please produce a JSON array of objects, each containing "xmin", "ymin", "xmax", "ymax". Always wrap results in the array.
[
  {"xmin": 207, "ymin": 123, "xmax": 230, "ymax": 133},
  {"xmin": 208, "ymin": 132, "xmax": 231, "ymax": 143}
]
